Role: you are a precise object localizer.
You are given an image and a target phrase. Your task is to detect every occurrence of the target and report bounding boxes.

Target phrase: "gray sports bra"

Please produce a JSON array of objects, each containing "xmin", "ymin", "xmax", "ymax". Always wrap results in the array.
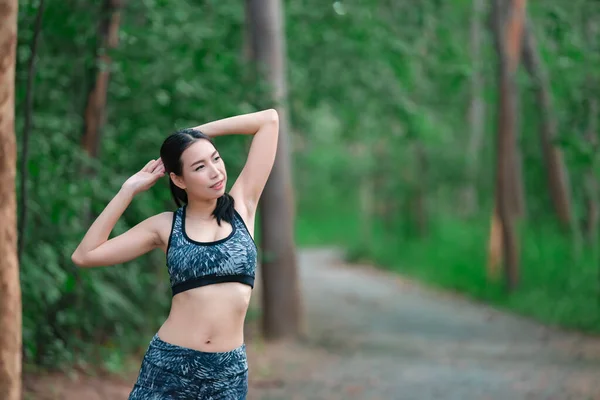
[{"xmin": 166, "ymin": 206, "xmax": 257, "ymax": 296}]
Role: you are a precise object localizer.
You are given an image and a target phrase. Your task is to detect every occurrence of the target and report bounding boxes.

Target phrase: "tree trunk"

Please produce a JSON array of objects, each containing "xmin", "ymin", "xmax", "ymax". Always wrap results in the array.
[
  {"xmin": 490, "ymin": 0, "xmax": 527, "ymax": 219},
  {"xmin": 413, "ymin": 141, "xmax": 428, "ymax": 236},
  {"xmin": 372, "ymin": 141, "xmax": 395, "ymax": 230},
  {"xmin": 0, "ymin": 0, "xmax": 22, "ymax": 398},
  {"xmin": 242, "ymin": 1, "xmax": 253, "ymax": 62},
  {"xmin": 511, "ymin": 139, "xmax": 526, "ymax": 217},
  {"xmin": 246, "ymin": 0, "xmax": 303, "ymax": 340},
  {"xmin": 81, "ymin": 0, "xmax": 122, "ymax": 158},
  {"xmin": 462, "ymin": 0, "xmax": 486, "ymax": 216},
  {"xmin": 357, "ymin": 143, "xmax": 374, "ymax": 245},
  {"xmin": 491, "ymin": 0, "xmax": 527, "ymax": 290},
  {"xmin": 487, "ymin": 207, "xmax": 503, "ymax": 281},
  {"xmin": 521, "ymin": 20, "xmax": 573, "ymax": 230},
  {"xmin": 359, "ymin": 172, "xmax": 374, "ymax": 244}
]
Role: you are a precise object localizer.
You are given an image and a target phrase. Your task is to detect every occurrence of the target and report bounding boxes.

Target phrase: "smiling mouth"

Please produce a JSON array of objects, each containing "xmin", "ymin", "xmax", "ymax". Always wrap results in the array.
[{"xmin": 211, "ymin": 180, "xmax": 224, "ymax": 188}]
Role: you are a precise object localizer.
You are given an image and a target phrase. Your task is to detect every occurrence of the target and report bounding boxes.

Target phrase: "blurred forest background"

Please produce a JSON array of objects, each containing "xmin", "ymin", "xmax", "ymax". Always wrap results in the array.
[{"xmin": 6, "ymin": 0, "xmax": 600, "ymax": 378}]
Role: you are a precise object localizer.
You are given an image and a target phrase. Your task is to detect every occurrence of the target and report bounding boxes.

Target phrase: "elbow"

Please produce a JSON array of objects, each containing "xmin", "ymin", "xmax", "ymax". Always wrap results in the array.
[
  {"xmin": 71, "ymin": 251, "xmax": 88, "ymax": 268},
  {"xmin": 255, "ymin": 109, "xmax": 279, "ymax": 136},
  {"xmin": 264, "ymin": 108, "xmax": 279, "ymax": 124},
  {"xmin": 265, "ymin": 109, "xmax": 279, "ymax": 136}
]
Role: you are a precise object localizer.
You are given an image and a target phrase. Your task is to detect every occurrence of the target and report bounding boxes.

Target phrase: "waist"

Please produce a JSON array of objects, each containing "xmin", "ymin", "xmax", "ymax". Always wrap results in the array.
[
  {"xmin": 145, "ymin": 334, "xmax": 248, "ymax": 379},
  {"xmin": 158, "ymin": 283, "xmax": 252, "ymax": 352}
]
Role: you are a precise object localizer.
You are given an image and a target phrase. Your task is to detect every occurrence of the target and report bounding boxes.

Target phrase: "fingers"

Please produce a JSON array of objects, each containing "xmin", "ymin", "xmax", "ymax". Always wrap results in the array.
[
  {"xmin": 152, "ymin": 159, "xmax": 165, "ymax": 175},
  {"xmin": 142, "ymin": 158, "xmax": 164, "ymax": 174},
  {"xmin": 151, "ymin": 165, "xmax": 166, "ymax": 182},
  {"xmin": 141, "ymin": 159, "xmax": 156, "ymax": 172},
  {"xmin": 154, "ymin": 164, "xmax": 166, "ymax": 176}
]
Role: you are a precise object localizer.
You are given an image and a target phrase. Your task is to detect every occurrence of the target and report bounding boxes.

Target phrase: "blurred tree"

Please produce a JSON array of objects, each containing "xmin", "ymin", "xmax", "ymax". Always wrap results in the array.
[
  {"xmin": 0, "ymin": 0, "xmax": 21, "ymax": 398},
  {"xmin": 245, "ymin": 0, "xmax": 304, "ymax": 339},
  {"xmin": 82, "ymin": 0, "xmax": 123, "ymax": 159},
  {"xmin": 462, "ymin": 0, "xmax": 486, "ymax": 216},
  {"xmin": 521, "ymin": 19, "xmax": 573, "ymax": 231},
  {"xmin": 491, "ymin": 0, "xmax": 527, "ymax": 290}
]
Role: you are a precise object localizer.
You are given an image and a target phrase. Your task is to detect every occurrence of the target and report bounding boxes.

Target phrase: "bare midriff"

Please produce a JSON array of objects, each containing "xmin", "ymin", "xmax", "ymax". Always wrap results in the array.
[{"xmin": 157, "ymin": 282, "xmax": 252, "ymax": 352}]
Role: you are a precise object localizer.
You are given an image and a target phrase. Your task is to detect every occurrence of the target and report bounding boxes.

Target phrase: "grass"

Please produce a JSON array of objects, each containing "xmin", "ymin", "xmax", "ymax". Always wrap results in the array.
[{"xmin": 296, "ymin": 207, "xmax": 600, "ymax": 334}]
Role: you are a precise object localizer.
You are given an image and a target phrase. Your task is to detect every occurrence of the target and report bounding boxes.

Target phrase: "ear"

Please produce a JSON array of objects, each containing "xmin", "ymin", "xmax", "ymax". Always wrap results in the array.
[{"xmin": 170, "ymin": 172, "xmax": 186, "ymax": 190}]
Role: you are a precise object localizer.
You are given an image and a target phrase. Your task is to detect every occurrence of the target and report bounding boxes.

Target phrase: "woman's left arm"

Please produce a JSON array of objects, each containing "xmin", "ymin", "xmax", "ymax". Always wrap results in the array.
[{"xmin": 192, "ymin": 109, "xmax": 279, "ymax": 213}]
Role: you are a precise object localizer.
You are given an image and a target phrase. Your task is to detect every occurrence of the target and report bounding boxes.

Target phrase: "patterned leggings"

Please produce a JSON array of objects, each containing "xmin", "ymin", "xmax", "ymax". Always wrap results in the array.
[{"xmin": 128, "ymin": 334, "xmax": 248, "ymax": 400}]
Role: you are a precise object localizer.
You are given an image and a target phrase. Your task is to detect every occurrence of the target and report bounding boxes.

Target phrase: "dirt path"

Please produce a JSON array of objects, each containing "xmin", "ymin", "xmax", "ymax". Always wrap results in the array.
[
  {"xmin": 25, "ymin": 248, "xmax": 600, "ymax": 399},
  {"xmin": 247, "ymin": 248, "xmax": 600, "ymax": 400}
]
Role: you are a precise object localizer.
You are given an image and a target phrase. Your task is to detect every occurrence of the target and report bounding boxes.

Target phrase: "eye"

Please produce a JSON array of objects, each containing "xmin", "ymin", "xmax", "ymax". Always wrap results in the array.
[
  {"xmin": 214, "ymin": 156, "xmax": 221, "ymax": 161},
  {"xmin": 195, "ymin": 165, "xmax": 205, "ymax": 171}
]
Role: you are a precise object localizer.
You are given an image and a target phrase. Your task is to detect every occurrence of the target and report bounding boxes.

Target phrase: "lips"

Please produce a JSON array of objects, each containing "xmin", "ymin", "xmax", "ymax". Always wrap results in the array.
[{"xmin": 211, "ymin": 179, "xmax": 224, "ymax": 189}]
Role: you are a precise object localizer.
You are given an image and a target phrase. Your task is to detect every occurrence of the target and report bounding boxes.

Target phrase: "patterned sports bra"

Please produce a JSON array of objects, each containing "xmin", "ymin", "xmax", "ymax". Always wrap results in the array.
[{"xmin": 166, "ymin": 206, "xmax": 258, "ymax": 296}]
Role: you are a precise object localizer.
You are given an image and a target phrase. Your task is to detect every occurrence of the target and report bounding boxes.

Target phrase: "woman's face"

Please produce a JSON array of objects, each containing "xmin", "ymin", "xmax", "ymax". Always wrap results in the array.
[{"xmin": 171, "ymin": 139, "xmax": 227, "ymax": 200}]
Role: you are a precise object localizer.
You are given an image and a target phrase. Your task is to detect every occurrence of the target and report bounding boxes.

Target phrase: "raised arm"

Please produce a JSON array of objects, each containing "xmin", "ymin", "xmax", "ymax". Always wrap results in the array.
[
  {"xmin": 71, "ymin": 159, "xmax": 168, "ymax": 267},
  {"xmin": 193, "ymin": 109, "xmax": 279, "ymax": 213}
]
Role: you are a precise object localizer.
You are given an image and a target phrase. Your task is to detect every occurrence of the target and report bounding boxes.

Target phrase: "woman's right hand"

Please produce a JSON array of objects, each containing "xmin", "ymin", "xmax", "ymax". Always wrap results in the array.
[{"xmin": 121, "ymin": 159, "xmax": 166, "ymax": 196}]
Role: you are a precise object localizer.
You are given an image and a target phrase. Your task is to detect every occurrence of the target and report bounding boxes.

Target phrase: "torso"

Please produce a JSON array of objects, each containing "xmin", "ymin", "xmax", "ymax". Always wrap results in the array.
[{"xmin": 153, "ymin": 205, "xmax": 257, "ymax": 352}]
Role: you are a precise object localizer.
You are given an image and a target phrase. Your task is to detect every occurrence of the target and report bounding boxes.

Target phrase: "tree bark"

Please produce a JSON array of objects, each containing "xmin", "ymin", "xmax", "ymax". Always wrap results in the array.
[
  {"xmin": 521, "ymin": 20, "xmax": 573, "ymax": 230},
  {"xmin": 505, "ymin": 1, "xmax": 527, "ymax": 220},
  {"xmin": 246, "ymin": 0, "xmax": 303, "ymax": 340},
  {"xmin": 0, "ymin": 0, "xmax": 22, "ymax": 398},
  {"xmin": 487, "ymin": 206, "xmax": 503, "ymax": 281},
  {"xmin": 491, "ymin": 0, "xmax": 527, "ymax": 290},
  {"xmin": 462, "ymin": 0, "xmax": 486, "ymax": 216},
  {"xmin": 81, "ymin": 0, "xmax": 122, "ymax": 158},
  {"xmin": 490, "ymin": 0, "xmax": 527, "ymax": 219}
]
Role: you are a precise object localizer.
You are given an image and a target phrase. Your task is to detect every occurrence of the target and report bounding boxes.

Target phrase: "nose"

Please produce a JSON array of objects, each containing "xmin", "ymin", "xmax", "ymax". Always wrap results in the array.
[{"xmin": 208, "ymin": 163, "xmax": 220, "ymax": 178}]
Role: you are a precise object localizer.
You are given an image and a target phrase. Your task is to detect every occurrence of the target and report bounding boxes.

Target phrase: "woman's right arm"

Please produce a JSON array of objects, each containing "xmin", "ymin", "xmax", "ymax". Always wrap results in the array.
[{"xmin": 71, "ymin": 159, "xmax": 167, "ymax": 268}]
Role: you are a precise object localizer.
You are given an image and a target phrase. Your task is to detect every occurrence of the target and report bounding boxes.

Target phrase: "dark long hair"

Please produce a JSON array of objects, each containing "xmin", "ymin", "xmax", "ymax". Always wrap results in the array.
[{"xmin": 159, "ymin": 128, "xmax": 235, "ymax": 225}]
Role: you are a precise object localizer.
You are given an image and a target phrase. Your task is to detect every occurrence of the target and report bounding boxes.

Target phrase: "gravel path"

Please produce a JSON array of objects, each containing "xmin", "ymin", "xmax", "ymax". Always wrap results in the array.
[{"xmin": 248, "ymin": 248, "xmax": 600, "ymax": 400}]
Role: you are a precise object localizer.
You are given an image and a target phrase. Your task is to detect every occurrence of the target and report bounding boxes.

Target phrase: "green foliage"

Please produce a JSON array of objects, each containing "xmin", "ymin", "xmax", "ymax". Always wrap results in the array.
[
  {"xmin": 342, "ymin": 216, "xmax": 600, "ymax": 332},
  {"xmin": 17, "ymin": 0, "xmax": 258, "ymax": 369}
]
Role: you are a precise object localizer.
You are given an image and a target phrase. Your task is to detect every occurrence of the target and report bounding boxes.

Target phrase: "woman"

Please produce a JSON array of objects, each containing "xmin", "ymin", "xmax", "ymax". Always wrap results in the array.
[{"xmin": 71, "ymin": 109, "xmax": 280, "ymax": 399}]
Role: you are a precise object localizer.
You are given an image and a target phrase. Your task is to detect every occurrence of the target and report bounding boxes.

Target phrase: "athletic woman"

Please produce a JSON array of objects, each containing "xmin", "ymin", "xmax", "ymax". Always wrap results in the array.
[{"xmin": 71, "ymin": 109, "xmax": 280, "ymax": 399}]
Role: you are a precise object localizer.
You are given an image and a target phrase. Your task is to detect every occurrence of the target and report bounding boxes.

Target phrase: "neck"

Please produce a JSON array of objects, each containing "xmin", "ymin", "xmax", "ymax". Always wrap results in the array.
[{"xmin": 185, "ymin": 198, "xmax": 218, "ymax": 220}]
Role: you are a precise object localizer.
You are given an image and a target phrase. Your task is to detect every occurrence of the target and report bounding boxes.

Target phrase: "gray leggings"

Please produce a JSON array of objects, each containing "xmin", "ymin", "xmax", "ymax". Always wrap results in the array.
[{"xmin": 128, "ymin": 334, "xmax": 248, "ymax": 400}]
